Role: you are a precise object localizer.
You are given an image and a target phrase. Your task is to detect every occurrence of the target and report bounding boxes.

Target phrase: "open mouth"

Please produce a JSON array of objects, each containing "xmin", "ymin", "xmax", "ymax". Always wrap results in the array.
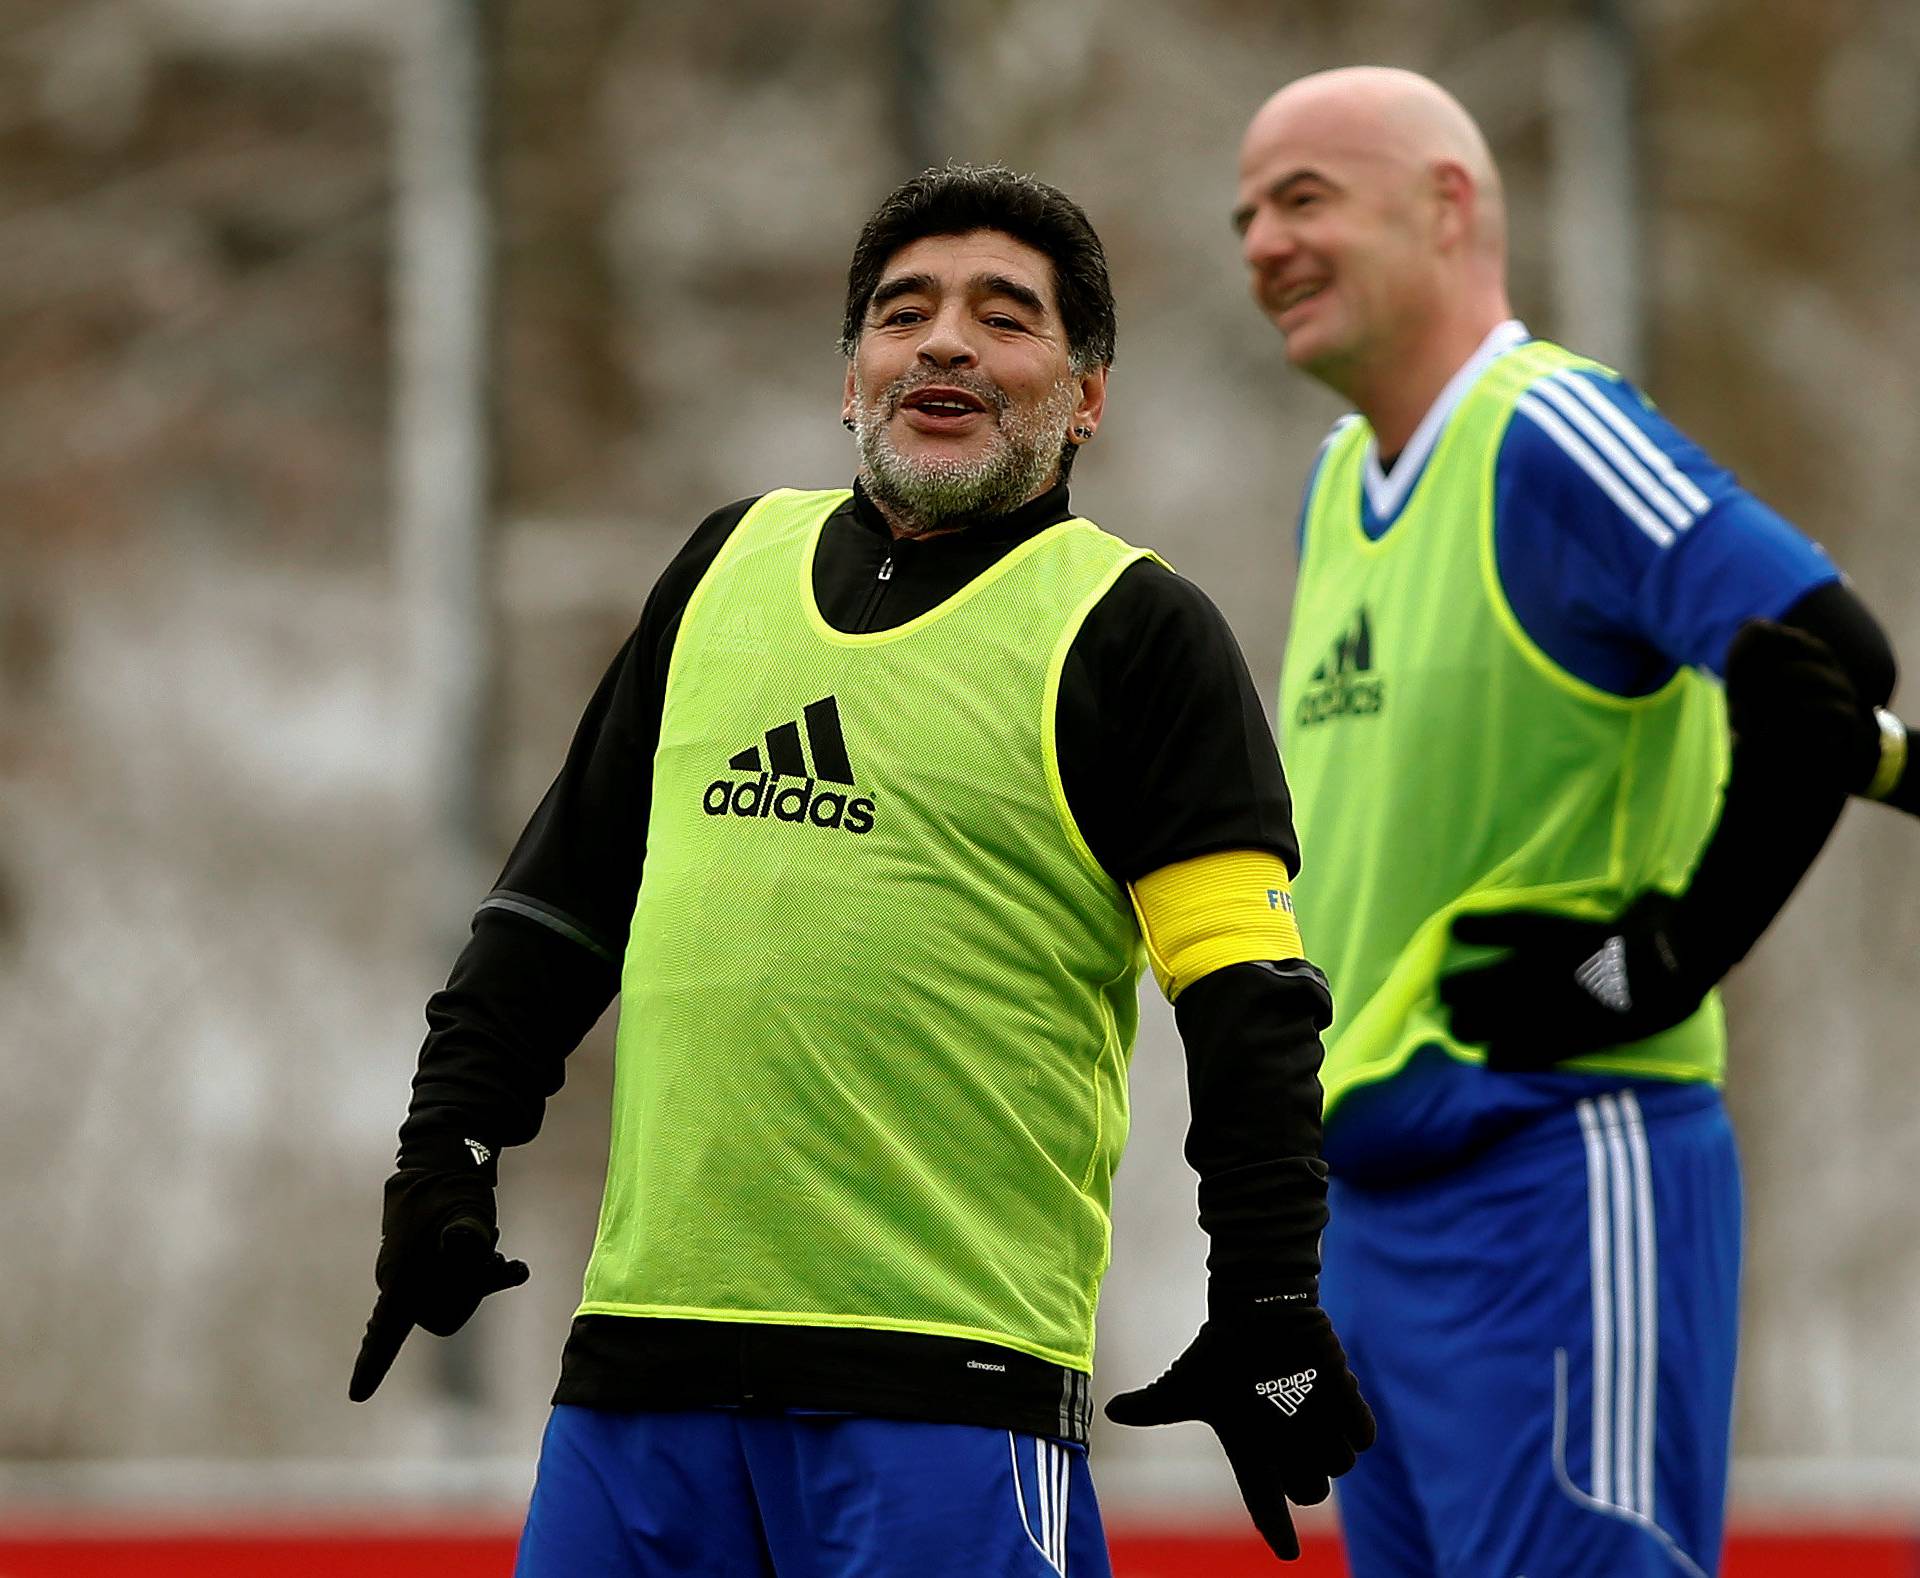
[
  {"xmin": 901, "ymin": 387, "xmax": 990, "ymax": 416},
  {"xmin": 898, "ymin": 385, "xmax": 994, "ymax": 432}
]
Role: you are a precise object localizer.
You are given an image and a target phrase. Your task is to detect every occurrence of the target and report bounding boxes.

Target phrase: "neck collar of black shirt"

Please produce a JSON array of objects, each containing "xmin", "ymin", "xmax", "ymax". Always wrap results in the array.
[{"xmin": 850, "ymin": 477, "xmax": 1074, "ymax": 547}]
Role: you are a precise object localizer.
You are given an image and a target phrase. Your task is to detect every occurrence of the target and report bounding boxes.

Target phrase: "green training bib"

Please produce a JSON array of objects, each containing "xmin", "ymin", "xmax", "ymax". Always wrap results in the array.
[
  {"xmin": 1279, "ymin": 341, "xmax": 1730, "ymax": 1119},
  {"xmin": 580, "ymin": 488, "xmax": 1153, "ymax": 1370}
]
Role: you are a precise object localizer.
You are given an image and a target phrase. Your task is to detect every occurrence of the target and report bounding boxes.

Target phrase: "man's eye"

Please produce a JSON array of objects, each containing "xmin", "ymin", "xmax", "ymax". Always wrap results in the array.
[
  {"xmin": 985, "ymin": 315, "xmax": 1025, "ymax": 331},
  {"xmin": 1289, "ymin": 191, "xmax": 1321, "ymax": 210},
  {"xmin": 883, "ymin": 308, "xmax": 927, "ymax": 326}
]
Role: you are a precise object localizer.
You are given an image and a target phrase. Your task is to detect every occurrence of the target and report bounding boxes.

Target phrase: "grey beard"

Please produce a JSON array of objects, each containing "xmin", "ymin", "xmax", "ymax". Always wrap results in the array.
[{"xmin": 852, "ymin": 373, "xmax": 1079, "ymax": 533}]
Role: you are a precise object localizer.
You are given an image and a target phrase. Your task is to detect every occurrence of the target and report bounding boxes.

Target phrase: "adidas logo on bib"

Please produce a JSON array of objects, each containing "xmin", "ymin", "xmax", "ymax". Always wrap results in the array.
[
  {"xmin": 702, "ymin": 695, "xmax": 877, "ymax": 834},
  {"xmin": 1296, "ymin": 607, "xmax": 1385, "ymax": 727}
]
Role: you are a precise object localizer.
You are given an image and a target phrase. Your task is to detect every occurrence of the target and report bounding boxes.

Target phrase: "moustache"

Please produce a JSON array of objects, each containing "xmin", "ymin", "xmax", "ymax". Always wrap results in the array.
[{"xmin": 881, "ymin": 371, "xmax": 1010, "ymax": 419}]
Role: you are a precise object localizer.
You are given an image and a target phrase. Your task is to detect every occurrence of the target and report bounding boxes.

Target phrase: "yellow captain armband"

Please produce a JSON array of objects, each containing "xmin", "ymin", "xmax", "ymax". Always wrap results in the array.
[
  {"xmin": 1868, "ymin": 708, "xmax": 1908, "ymax": 800},
  {"xmin": 1128, "ymin": 849, "xmax": 1306, "ymax": 1003}
]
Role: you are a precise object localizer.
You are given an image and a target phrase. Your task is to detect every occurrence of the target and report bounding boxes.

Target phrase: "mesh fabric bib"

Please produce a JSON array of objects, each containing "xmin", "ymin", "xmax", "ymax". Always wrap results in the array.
[
  {"xmin": 580, "ymin": 488, "xmax": 1151, "ymax": 1369},
  {"xmin": 1279, "ymin": 342, "xmax": 1730, "ymax": 1118}
]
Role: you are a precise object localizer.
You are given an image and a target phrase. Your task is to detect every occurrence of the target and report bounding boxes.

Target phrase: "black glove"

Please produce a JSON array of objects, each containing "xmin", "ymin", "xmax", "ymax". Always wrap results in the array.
[
  {"xmin": 1105, "ymin": 1302, "xmax": 1375, "ymax": 1562},
  {"xmin": 348, "ymin": 1165, "xmax": 529, "ymax": 1402},
  {"xmin": 1725, "ymin": 619, "xmax": 1882, "ymax": 792},
  {"xmin": 1439, "ymin": 894, "xmax": 1705, "ymax": 1070}
]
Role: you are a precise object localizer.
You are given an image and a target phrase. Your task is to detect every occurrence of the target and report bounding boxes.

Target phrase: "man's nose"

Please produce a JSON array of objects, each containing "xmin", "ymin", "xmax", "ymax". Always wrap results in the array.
[
  {"xmin": 1242, "ymin": 208, "xmax": 1292, "ymax": 272},
  {"xmin": 915, "ymin": 313, "xmax": 977, "ymax": 368}
]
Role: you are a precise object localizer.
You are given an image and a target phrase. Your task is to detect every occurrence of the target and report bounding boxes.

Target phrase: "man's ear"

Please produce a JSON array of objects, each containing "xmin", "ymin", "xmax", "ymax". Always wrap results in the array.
[
  {"xmin": 842, "ymin": 362, "xmax": 857, "ymax": 427},
  {"xmin": 1071, "ymin": 365, "xmax": 1109, "ymax": 439},
  {"xmin": 1432, "ymin": 160, "xmax": 1475, "ymax": 252}
]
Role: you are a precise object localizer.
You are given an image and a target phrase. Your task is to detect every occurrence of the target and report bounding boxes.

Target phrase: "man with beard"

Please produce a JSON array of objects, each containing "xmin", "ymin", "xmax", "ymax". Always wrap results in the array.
[
  {"xmin": 350, "ymin": 164, "xmax": 1373, "ymax": 1574},
  {"xmin": 1233, "ymin": 67, "xmax": 1906, "ymax": 1577}
]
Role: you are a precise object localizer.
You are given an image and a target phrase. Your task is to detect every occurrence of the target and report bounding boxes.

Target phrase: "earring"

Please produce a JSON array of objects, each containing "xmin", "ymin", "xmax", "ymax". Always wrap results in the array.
[
  {"xmin": 843, "ymin": 417, "xmax": 856, "ymax": 431},
  {"xmin": 1073, "ymin": 426, "xmax": 1093, "ymax": 440}
]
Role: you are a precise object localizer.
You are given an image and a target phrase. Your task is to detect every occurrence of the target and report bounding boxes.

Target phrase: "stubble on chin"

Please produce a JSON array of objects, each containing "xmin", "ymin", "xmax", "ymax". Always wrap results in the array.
[{"xmin": 852, "ymin": 375, "xmax": 1080, "ymax": 532}]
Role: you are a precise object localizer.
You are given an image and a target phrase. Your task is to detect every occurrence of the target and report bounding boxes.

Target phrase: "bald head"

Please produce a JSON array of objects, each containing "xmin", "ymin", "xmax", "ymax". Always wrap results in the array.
[
  {"xmin": 1240, "ymin": 68, "xmax": 1505, "ymax": 258},
  {"xmin": 1235, "ymin": 67, "xmax": 1512, "ymax": 422}
]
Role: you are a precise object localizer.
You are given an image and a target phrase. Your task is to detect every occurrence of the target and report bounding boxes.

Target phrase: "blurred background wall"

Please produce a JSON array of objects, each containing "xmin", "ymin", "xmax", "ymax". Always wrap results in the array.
[{"xmin": 3, "ymin": 0, "xmax": 1917, "ymax": 1545}]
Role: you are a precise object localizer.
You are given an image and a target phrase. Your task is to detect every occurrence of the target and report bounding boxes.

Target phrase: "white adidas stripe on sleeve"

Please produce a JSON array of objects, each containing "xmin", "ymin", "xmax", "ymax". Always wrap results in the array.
[
  {"xmin": 1556, "ymin": 374, "xmax": 1713, "ymax": 516},
  {"xmin": 1534, "ymin": 374, "xmax": 1697, "ymax": 533},
  {"xmin": 1515, "ymin": 393, "xmax": 1679, "ymax": 549},
  {"xmin": 1514, "ymin": 368, "xmax": 1728, "ymax": 553}
]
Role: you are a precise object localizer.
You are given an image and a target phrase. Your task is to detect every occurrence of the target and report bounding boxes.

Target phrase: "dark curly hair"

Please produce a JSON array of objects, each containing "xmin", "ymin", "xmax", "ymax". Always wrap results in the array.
[{"xmin": 839, "ymin": 164, "xmax": 1117, "ymax": 374}]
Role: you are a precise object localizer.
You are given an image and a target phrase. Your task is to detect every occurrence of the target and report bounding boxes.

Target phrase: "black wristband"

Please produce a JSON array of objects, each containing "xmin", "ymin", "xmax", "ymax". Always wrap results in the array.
[
  {"xmin": 395, "ymin": 1131, "xmax": 502, "ymax": 1186},
  {"xmin": 1198, "ymin": 1155, "xmax": 1329, "ymax": 1309}
]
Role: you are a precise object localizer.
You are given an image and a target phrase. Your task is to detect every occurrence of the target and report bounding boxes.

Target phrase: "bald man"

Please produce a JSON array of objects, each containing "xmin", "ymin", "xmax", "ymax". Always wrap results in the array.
[{"xmin": 1220, "ymin": 67, "xmax": 1909, "ymax": 1578}]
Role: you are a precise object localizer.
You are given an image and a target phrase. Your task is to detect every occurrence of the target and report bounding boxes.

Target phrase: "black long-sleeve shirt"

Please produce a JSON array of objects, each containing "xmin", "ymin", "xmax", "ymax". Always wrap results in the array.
[{"xmin": 397, "ymin": 479, "xmax": 1330, "ymax": 1439}]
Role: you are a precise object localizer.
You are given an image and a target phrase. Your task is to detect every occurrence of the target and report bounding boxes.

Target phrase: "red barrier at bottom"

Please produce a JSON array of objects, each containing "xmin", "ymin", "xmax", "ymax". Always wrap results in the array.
[
  {"xmin": 0, "ymin": 1531, "xmax": 520, "ymax": 1578},
  {"xmin": 1722, "ymin": 1531, "xmax": 1920, "ymax": 1578},
  {"xmin": 1109, "ymin": 1530, "xmax": 1349, "ymax": 1574},
  {"xmin": 0, "ymin": 1526, "xmax": 1913, "ymax": 1575},
  {"xmin": 1109, "ymin": 1528, "xmax": 1920, "ymax": 1576}
]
